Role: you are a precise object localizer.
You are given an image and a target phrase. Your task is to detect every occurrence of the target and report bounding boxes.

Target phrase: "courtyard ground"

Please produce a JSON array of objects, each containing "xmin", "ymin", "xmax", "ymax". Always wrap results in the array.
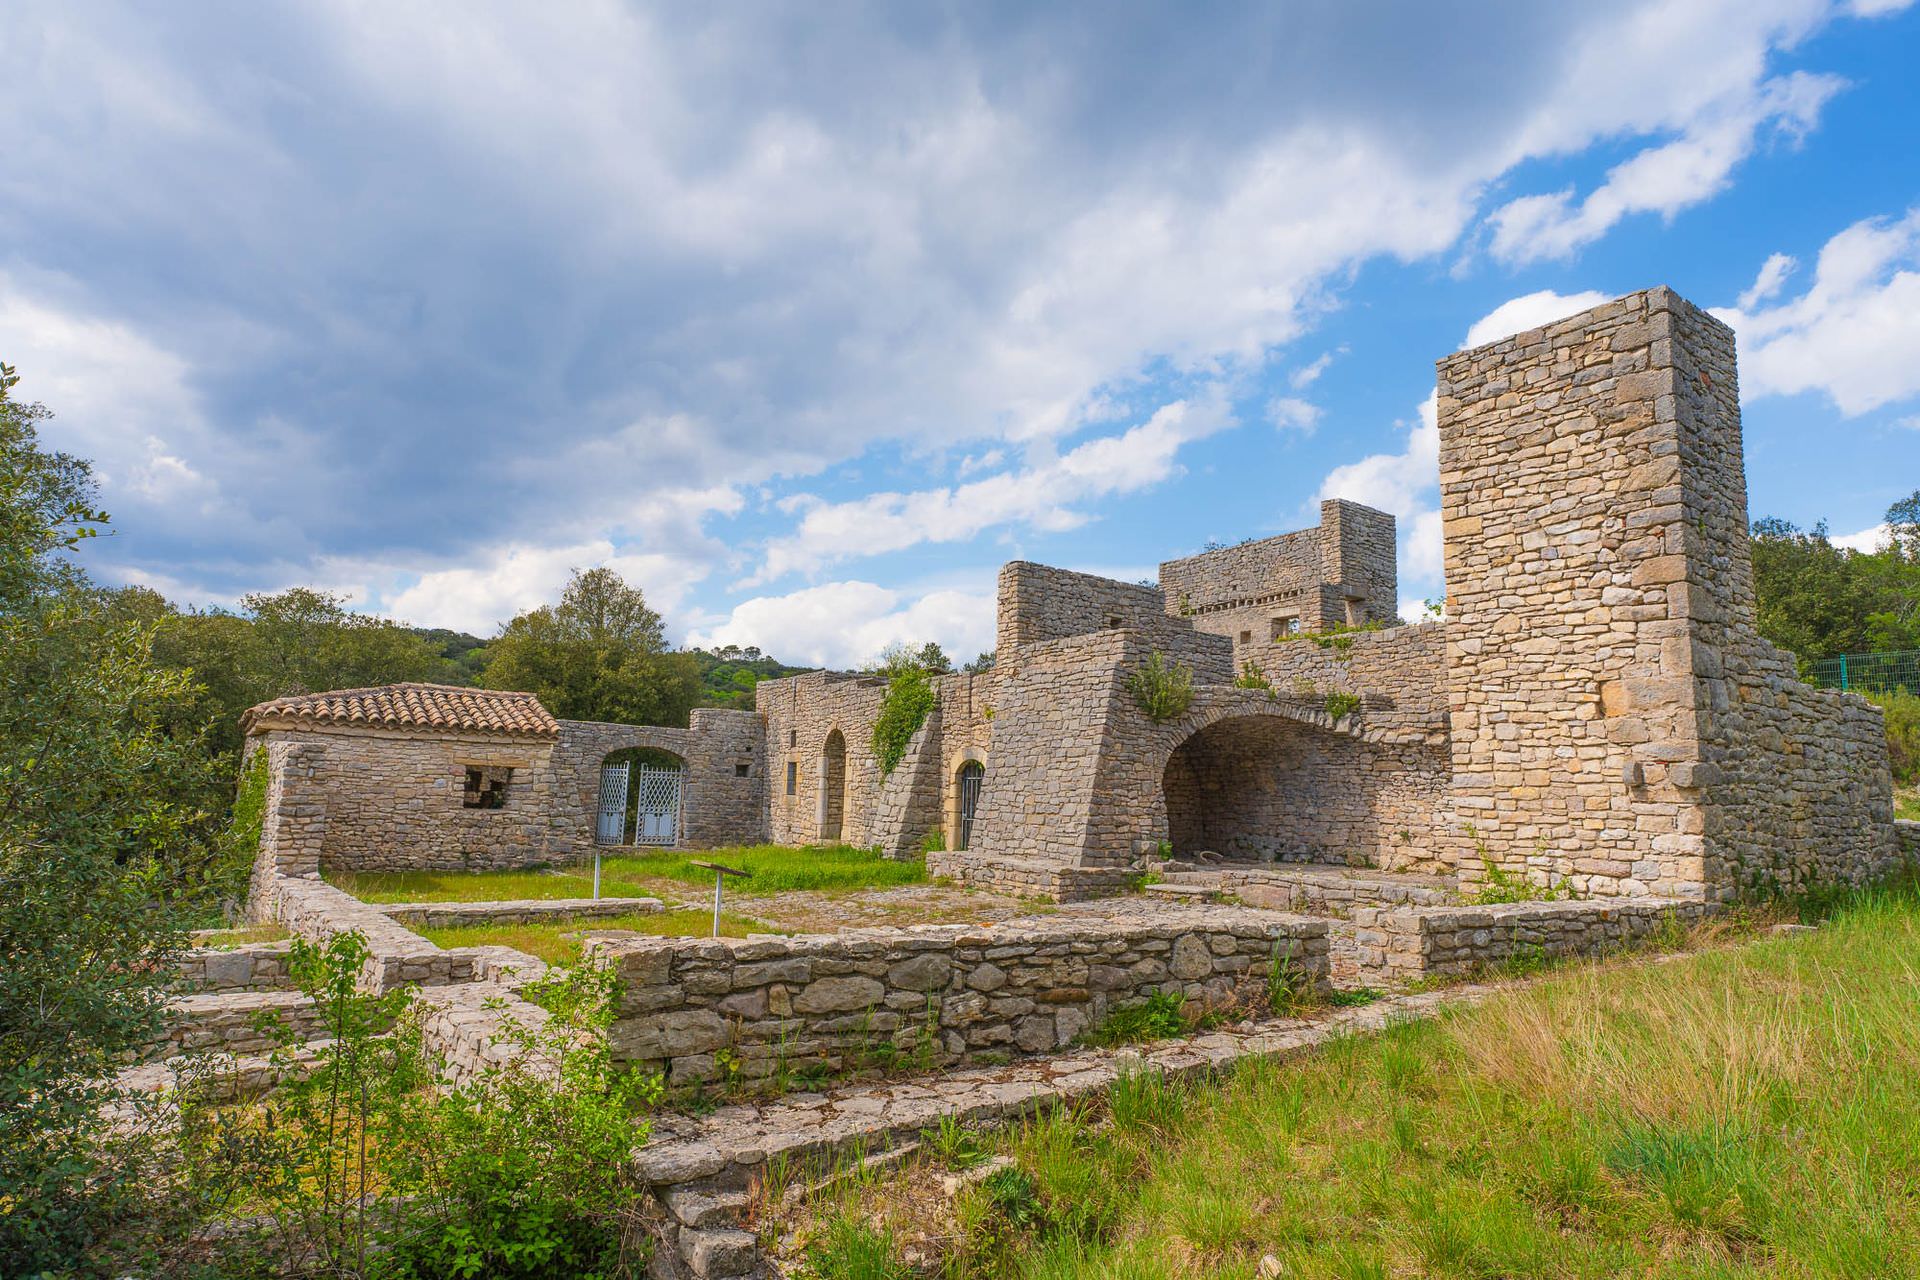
[
  {"xmin": 326, "ymin": 843, "xmax": 1050, "ymax": 942},
  {"xmin": 783, "ymin": 884, "xmax": 1920, "ymax": 1279}
]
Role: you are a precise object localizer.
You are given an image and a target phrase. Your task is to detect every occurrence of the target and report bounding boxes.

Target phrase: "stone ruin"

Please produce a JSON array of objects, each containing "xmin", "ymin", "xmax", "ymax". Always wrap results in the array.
[
  {"xmin": 163, "ymin": 287, "xmax": 1915, "ymax": 1280},
  {"xmin": 242, "ymin": 287, "xmax": 1898, "ymax": 913}
]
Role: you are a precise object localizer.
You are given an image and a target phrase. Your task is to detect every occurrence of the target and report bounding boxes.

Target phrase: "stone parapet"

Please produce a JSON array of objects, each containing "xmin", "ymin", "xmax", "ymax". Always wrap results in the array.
[
  {"xmin": 926, "ymin": 851, "xmax": 1141, "ymax": 900},
  {"xmin": 1351, "ymin": 897, "xmax": 1712, "ymax": 982},
  {"xmin": 592, "ymin": 910, "xmax": 1329, "ymax": 1087},
  {"xmin": 172, "ymin": 942, "xmax": 295, "ymax": 993}
]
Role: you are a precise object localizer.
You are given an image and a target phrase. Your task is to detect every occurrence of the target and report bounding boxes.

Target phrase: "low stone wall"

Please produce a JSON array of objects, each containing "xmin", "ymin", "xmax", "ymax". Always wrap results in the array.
[
  {"xmin": 593, "ymin": 909, "xmax": 1329, "ymax": 1087},
  {"xmin": 161, "ymin": 991, "xmax": 327, "ymax": 1056},
  {"xmin": 416, "ymin": 984, "xmax": 559, "ymax": 1091},
  {"xmin": 267, "ymin": 875, "xmax": 483, "ymax": 992},
  {"xmin": 1198, "ymin": 864, "xmax": 1456, "ymax": 914},
  {"xmin": 173, "ymin": 942, "xmax": 295, "ymax": 992},
  {"xmin": 926, "ymin": 851, "xmax": 1141, "ymax": 901},
  {"xmin": 1352, "ymin": 897, "xmax": 1712, "ymax": 982},
  {"xmin": 1897, "ymin": 819, "xmax": 1920, "ymax": 861},
  {"xmin": 376, "ymin": 896, "xmax": 664, "ymax": 929}
]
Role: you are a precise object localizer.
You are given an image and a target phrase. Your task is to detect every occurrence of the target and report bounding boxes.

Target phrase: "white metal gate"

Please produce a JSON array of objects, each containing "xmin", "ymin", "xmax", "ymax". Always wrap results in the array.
[
  {"xmin": 596, "ymin": 761, "xmax": 629, "ymax": 844},
  {"xmin": 634, "ymin": 764, "xmax": 682, "ymax": 846}
]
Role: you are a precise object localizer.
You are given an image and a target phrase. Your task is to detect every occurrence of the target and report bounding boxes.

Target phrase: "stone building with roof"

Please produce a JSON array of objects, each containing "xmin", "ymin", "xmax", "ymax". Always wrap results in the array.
[{"xmin": 242, "ymin": 288, "xmax": 1901, "ymax": 905}]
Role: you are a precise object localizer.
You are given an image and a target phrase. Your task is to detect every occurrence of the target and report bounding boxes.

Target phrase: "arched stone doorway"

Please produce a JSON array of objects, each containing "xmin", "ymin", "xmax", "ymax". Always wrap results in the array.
[
  {"xmin": 596, "ymin": 746, "xmax": 686, "ymax": 846},
  {"xmin": 955, "ymin": 759, "xmax": 985, "ymax": 850},
  {"xmin": 819, "ymin": 729, "xmax": 848, "ymax": 841},
  {"xmin": 1161, "ymin": 715, "xmax": 1350, "ymax": 862}
]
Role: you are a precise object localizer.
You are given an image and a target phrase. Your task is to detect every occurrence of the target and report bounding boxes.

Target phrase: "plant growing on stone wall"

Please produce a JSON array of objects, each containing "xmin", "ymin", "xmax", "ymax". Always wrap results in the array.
[
  {"xmin": 1308, "ymin": 619, "xmax": 1388, "ymax": 656},
  {"xmin": 1267, "ymin": 943, "xmax": 1316, "ymax": 1017},
  {"xmin": 871, "ymin": 665, "xmax": 937, "ymax": 776},
  {"xmin": 1470, "ymin": 857, "xmax": 1573, "ymax": 905},
  {"xmin": 1291, "ymin": 674, "xmax": 1319, "ymax": 700},
  {"xmin": 1082, "ymin": 991, "xmax": 1188, "ymax": 1047},
  {"xmin": 921, "ymin": 826, "xmax": 946, "ymax": 854},
  {"xmin": 1128, "ymin": 650, "xmax": 1194, "ymax": 723},
  {"xmin": 1323, "ymin": 691, "xmax": 1362, "ymax": 722},
  {"xmin": 1234, "ymin": 661, "xmax": 1275, "ymax": 695}
]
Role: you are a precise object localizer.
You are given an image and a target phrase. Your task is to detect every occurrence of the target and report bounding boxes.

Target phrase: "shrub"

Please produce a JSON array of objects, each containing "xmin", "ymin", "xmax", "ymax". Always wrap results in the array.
[
  {"xmin": 1864, "ymin": 686, "xmax": 1920, "ymax": 785},
  {"xmin": 1233, "ymin": 661, "xmax": 1273, "ymax": 693},
  {"xmin": 1470, "ymin": 858, "xmax": 1572, "ymax": 905},
  {"xmin": 1083, "ymin": 991, "xmax": 1188, "ymax": 1046},
  {"xmin": 1323, "ymin": 691, "xmax": 1362, "ymax": 721},
  {"xmin": 1128, "ymin": 651, "xmax": 1194, "ymax": 723},
  {"xmin": 871, "ymin": 666, "xmax": 936, "ymax": 776}
]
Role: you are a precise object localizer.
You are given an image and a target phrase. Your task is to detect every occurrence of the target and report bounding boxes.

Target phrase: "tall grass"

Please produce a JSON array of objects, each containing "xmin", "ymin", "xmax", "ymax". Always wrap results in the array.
[{"xmin": 807, "ymin": 886, "xmax": 1920, "ymax": 1278}]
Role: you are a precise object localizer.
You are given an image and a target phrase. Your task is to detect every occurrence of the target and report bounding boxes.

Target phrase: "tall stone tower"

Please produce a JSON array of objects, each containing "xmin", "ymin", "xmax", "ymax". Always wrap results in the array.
[{"xmin": 1436, "ymin": 286, "xmax": 1894, "ymax": 900}]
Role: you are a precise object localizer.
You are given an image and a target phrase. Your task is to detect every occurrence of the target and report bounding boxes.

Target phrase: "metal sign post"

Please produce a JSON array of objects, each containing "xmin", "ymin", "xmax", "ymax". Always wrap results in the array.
[
  {"xmin": 688, "ymin": 860, "xmax": 751, "ymax": 937},
  {"xmin": 593, "ymin": 852, "xmax": 602, "ymax": 902}
]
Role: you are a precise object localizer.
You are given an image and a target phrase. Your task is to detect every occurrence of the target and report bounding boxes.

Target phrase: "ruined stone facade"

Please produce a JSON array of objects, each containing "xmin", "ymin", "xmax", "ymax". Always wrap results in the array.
[{"xmin": 241, "ymin": 288, "xmax": 1898, "ymax": 908}]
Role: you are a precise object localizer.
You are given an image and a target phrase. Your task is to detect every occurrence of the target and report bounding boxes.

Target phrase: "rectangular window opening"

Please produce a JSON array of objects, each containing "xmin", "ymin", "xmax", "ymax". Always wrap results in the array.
[
  {"xmin": 463, "ymin": 765, "xmax": 511, "ymax": 810},
  {"xmin": 1270, "ymin": 615, "xmax": 1301, "ymax": 641},
  {"xmin": 785, "ymin": 761, "xmax": 798, "ymax": 796},
  {"xmin": 735, "ymin": 761, "xmax": 751, "ymax": 777}
]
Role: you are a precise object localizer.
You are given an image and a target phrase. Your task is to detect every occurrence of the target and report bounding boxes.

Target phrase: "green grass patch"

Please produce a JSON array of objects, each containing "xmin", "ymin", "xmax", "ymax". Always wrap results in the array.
[
  {"xmin": 813, "ymin": 884, "xmax": 1920, "ymax": 1277},
  {"xmin": 189, "ymin": 922, "xmax": 290, "ymax": 949},
  {"xmin": 417, "ymin": 909, "xmax": 774, "ymax": 966},
  {"xmin": 1897, "ymin": 787, "xmax": 1919, "ymax": 821},
  {"xmin": 327, "ymin": 842, "xmax": 925, "ymax": 903}
]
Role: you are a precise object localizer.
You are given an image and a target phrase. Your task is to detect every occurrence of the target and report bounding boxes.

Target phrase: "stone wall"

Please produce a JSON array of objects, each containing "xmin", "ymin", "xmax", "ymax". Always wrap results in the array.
[
  {"xmin": 756, "ymin": 670, "xmax": 890, "ymax": 847},
  {"xmin": 1241, "ymin": 621, "xmax": 1450, "ymax": 745},
  {"xmin": 1159, "ymin": 498, "xmax": 1398, "ymax": 645},
  {"xmin": 1351, "ymin": 897, "xmax": 1712, "ymax": 982},
  {"xmin": 1435, "ymin": 286, "xmax": 1896, "ymax": 899},
  {"xmin": 173, "ymin": 942, "xmax": 295, "ymax": 992},
  {"xmin": 593, "ymin": 910, "xmax": 1330, "ymax": 1085}
]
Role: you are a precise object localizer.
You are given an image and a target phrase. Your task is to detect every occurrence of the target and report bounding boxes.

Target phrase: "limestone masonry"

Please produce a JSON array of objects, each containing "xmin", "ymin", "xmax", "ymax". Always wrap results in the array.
[{"xmin": 242, "ymin": 288, "xmax": 1899, "ymax": 907}]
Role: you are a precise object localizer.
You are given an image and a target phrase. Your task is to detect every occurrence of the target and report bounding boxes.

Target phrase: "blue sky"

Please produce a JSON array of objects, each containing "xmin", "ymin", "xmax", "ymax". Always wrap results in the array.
[{"xmin": 3, "ymin": 1, "xmax": 1917, "ymax": 668}]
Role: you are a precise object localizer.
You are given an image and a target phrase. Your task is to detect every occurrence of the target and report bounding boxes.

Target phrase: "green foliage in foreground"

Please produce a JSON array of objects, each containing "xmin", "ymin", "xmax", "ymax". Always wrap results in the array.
[
  {"xmin": 330, "ymin": 843, "xmax": 927, "ymax": 902},
  {"xmin": 808, "ymin": 882, "xmax": 1920, "ymax": 1278},
  {"xmin": 98, "ymin": 933, "xmax": 662, "ymax": 1278}
]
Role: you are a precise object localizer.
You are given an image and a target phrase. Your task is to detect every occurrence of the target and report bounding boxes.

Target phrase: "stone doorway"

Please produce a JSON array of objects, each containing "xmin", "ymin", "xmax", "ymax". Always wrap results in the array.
[{"xmin": 820, "ymin": 729, "xmax": 847, "ymax": 841}]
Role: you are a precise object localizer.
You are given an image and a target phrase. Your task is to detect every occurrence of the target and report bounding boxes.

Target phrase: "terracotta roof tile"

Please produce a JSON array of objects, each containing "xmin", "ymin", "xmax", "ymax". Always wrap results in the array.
[{"xmin": 241, "ymin": 683, "xmax": 559, "ymax": 738}]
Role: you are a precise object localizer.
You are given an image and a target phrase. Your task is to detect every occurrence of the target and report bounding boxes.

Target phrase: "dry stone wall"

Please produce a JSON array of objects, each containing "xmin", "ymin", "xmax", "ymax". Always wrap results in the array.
[
  {"xmin": 1436, "ymin": 286, "xmax": 1896, "ymax": 900},
  {"xmin": 1351, "ymin": 897, "xmax": 1712, "ymax": 982},
  {"xmin": 593, "ymin": 909, "xmax": 1330, "ymax": 1086}
]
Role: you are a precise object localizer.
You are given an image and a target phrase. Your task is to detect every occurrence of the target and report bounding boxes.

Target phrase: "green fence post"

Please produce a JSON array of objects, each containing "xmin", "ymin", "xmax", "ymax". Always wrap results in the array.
[{"xmin": 1840, "ymin": 654, "xmax": 1848, "ymax": 691}]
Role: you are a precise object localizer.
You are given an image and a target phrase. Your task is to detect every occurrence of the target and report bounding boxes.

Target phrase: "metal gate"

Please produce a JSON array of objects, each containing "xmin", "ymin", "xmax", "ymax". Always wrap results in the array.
[
  {"xmin": 596, "ymin": 761, "xmax": 629, "ymax": 844},
  {"xmin": 957, "ymin": 761, "xmax": 984, "ymax": 850},
  {"xmin": 634, "ymin": 764, "xmax": 682, "ymax": 846}
]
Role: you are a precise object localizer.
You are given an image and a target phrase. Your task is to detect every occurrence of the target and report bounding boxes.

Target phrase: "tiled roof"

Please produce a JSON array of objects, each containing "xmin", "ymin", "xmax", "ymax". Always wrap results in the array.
[{"xmin": 241, "ymin": 683, "xmax": 560, "ymax": 738}]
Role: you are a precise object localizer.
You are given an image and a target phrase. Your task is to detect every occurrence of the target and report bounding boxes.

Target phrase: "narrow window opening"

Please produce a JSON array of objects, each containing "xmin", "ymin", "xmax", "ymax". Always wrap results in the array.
[
  {"xmin": 463, "ymin": 765, "xmax": 511, "ymax": 810},
  {"xmin": 1105, "ymin": 615, "xmax": 1124, "ymax": 629},
  {"xmin": 785, "ymin": 760, "xmax": 798, "ymax": 796},
  {"xmin": 734, "ymin": 761, "xmax": 751, "ymax": 777}
]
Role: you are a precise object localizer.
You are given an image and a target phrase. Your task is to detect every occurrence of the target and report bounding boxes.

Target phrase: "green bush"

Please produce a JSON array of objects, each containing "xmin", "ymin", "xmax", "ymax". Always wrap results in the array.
[
  {"xmin": 1864, "ymin": 686, "xmax": 1920, "ymax": 785},
  {"xmin": 1323, "ymin": 691, "xmax": 1362, "ymax": 722},
  {"xmin": 1128, "ymin": 651, "xmax": 1194, "ymax": 723},
  {"xmin": 871, "ymin": 666, "xmax": 936, "ymax": 776},
  {"xmin": 1083, "ymin": 991, "xmax": 1188, "ymax": 1047}
]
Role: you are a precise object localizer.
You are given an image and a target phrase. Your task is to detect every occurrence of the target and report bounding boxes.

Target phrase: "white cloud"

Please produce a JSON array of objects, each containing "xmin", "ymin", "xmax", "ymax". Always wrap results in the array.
[
  {"xmin": 1738, "ymin": 251, "xmax": 1798, "ymax": 308},
  {"xmin": 380, "ymin": 537, "xmax": 714, "ymax": 637},
  {"xmin": 1266, "ymin": 396, "xmax": 1321, "ymax": 433},
  {"xmin": 690, "ymin": 580, "xmax": 996, "ymax": 671},
  {"xmin": 1830, "ymin": 522, "xmax": 1890, "ymax": 552},
  {"xmin": 1716, "ymin": 207, "xmax": 1920, "ymax": 414},
  {"xmin": 1317, "ymin": 391, "xmax": 1445, "ymax": 589},
  {"xmin": 1490, "ymin": 69, "xmax": 1842, "ymax": 264},
  {"xmin": 1289, "ymin": 350, "xmax": 1339, "ymax": 389},
  {"xmin": 748, "ymin": 392, "xmax": 1234, "ymax": 584},
  {"xmin": 1463, "ymin": 289, "xmax": 1613, "ymax": 349}
]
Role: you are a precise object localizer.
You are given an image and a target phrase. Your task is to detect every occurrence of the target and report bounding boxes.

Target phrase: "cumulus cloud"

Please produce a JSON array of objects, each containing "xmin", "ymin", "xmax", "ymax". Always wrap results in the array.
[
  {"xmin": 748, "ymin": 392, "xmax": 1234, "ymax": 584},
  {"xmin": 1489, "ymin": 67, "xmax": 1843, "ymax": 264},
  {"xmin": 1317, "ymin": 391, "xmax": 1445, "ymax": 587},
  {"xmin": 0, "ymin": 0, "xmax": 1891, "ymax": 627},
  {"xmin": 1717, "ymin": 207, "xmax": 1920, "ymax": 414},
  {"xmin": 690, "ymin": 580, "xmax": 996, "ymax": 671},
  {"xmin": 1462, "ymin": 289, "xmax": 1613, "ymax": 349},
  {"xmin": 1266, "ymin": 396, "xmax": 1321, "ymax": 433},
  {"xmin": 1830, "ymin": 522, "xmax": 1891, "ymax": 552},
  {"xmin": 1739, "ymin": 252, "xmax": 1799, "ymax": 308}
]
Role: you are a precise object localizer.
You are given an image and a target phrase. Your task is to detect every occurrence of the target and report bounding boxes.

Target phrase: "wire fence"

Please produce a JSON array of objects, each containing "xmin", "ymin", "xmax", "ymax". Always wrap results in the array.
[{"xmin": 1805, "ymin": 649, "xmax": 1920, "ymax": 694}]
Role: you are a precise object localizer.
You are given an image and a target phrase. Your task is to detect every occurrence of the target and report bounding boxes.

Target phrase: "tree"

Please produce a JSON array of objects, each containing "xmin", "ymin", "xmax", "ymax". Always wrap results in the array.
[
  {"xmin": 480, "ymin": 568, "xmax": 701, "ymax": 726},
  {"xmin": 963, "ymin": 650, "xmax": 996, "ymax": 674},
  {"xmin": 0, "ymin": 363, "xmax": 219, "ymax": 1267},
  {"xmin": 867, "ymin": 640, "xmax": 952, "ymax": 677},
  {"xmin": 1750, "ymin": 511, "xmax": 1920, "ymax": 665}
]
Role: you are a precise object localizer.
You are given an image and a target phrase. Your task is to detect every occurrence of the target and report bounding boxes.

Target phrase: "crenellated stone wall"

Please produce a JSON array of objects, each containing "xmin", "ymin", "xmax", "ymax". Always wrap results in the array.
[{"xmin": 592, "ymin": 909, "xmax": 1330, "ymax": 1086}]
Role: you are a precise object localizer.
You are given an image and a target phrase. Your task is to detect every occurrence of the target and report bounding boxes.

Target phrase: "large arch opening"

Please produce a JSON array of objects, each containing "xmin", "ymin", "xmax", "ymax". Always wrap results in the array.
[
  {"xmin": 597, "ymin": 746, "xmax": 685, "ymax": 846},
  {"xmin": 820, "ymin": 729, "xmax": 848, "ymax": 841},
  {"xmin": 1161, "ymin": 715, "xmax": 1359, "ymax": 863}
]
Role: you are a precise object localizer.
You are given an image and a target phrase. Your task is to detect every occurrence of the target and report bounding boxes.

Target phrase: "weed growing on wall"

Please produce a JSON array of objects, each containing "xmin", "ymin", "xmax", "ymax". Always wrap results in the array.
[
  {"xmin": 1081, "ymin": 991, "xmax": 1188, "ymax": 1047},
  {"xmin": 871, "ymin": 666, "xmax": 936, "ymax": 776},
  {"xmin": 1323, "ymin": 691, "xmax": 1362, "ymax": 722},
  {"xmin": 1128, "ymin": 650, "xmax": 1194, "ymax": 722},
  {"xmin": 1233, "ymin": 661, "xmax": 1275, "ymax": 694}
]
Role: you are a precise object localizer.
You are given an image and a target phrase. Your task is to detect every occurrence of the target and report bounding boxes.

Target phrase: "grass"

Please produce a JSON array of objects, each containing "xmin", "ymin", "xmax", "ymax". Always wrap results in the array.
[
  {"xmin": 792, "ymin": 881, "xmax": 1920, "ymax": 1278},
  {"xmin": 417, "ymin": 908, "xmax": 776, "ymax": 966},
  {"xmin": 189, "ymin": 922, "xmax": 290, "ymax": 949},
  {"xmin": 1897, "ymin": 786, "xmax": 1919, "ymax": 821},
  {"xmin": 327, "ymin": 842, "xmax": 926, "ymax": 903}
]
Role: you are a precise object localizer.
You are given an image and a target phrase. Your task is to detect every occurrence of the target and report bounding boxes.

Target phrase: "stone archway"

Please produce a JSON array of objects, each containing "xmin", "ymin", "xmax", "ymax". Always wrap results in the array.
[
  {"xmin": 597, "ymin": 745, "xmax": 686, "ymax": 846},
  {"xmin": 819, "ymin": 729, "xmax": 848, "ymax": 841},
  {"xmin": 1159, "ymin": 714, "xmax": 1358, "ymax": 862}
]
